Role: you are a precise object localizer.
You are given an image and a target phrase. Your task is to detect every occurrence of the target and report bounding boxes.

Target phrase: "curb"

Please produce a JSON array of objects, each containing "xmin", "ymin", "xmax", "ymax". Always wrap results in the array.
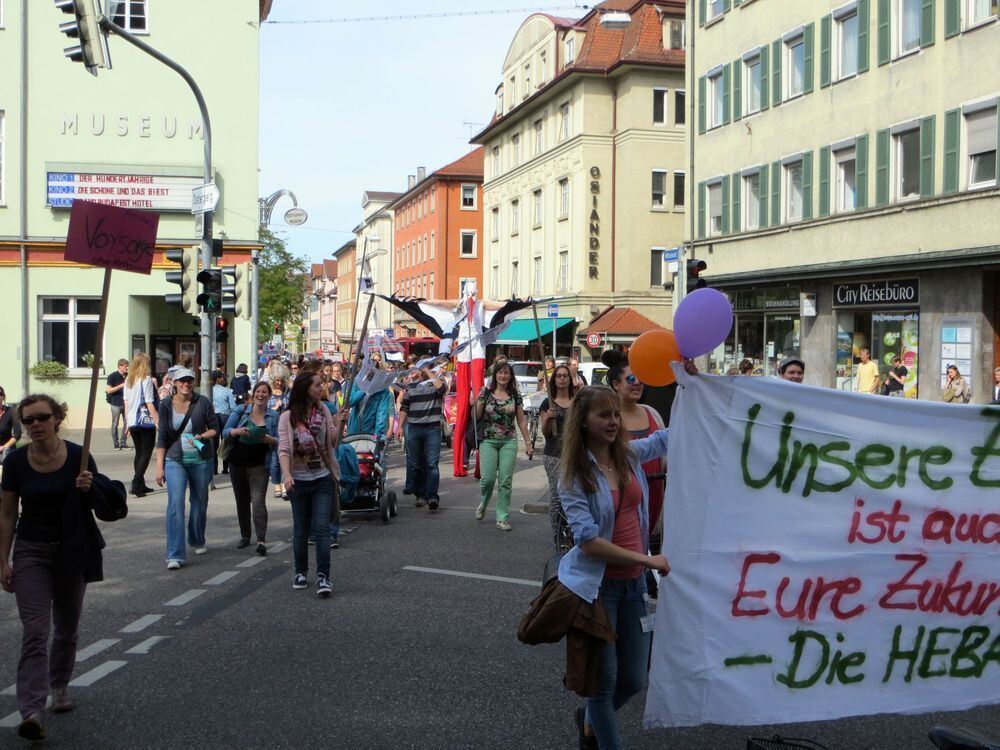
[{"xmin": 521, "ymin": 490, "xmax": 550, "ymax": 515}]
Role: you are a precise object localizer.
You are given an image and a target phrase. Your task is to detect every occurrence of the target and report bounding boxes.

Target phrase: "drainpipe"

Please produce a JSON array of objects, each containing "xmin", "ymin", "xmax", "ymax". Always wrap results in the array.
[
  {"xmin": 19, "ymin": 0, "xmax": 29, "ymax": 397},
  {"xmin": 683, "ymin": 2, "xmax": 696, "ymax": 306},
  {"xmin": 611, "ymin": 82, "xmax": 618, "ymax": 294}
]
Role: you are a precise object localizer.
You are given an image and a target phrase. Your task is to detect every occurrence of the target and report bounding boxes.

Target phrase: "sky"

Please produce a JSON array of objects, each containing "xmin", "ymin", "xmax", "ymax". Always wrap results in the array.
[{"xmin": 258, "ymin": 1, "xmax": 588, "ymax": 264}]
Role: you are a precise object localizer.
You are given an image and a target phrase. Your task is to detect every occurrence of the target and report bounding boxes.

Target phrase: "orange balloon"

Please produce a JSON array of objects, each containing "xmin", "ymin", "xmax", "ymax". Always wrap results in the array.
[{"xmin": 628, "ymin": 329, "xmax": 681, "ymax": 387}]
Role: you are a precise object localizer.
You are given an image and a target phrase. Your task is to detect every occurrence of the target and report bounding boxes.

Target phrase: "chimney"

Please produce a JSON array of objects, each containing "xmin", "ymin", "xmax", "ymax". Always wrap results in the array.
[
  {"xmin": 407, "ymin": 175, "xmax": 416, "ymax": 189},
  {"xmin": 417, "ymin": 166, "xmax": 427, "ymax": 182}
]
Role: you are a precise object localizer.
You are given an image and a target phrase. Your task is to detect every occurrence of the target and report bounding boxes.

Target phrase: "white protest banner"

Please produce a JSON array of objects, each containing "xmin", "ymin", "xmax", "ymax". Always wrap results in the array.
[{"xmin": 645, "ymin": 369, "xmax": 1000, "ymax": 728}]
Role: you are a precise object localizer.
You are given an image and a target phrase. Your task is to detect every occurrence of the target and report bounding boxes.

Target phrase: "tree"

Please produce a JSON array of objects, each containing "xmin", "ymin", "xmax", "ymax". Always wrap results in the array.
[{"xmin": 257, "ymin": 228, "xmax": 309, "ymax": 342}]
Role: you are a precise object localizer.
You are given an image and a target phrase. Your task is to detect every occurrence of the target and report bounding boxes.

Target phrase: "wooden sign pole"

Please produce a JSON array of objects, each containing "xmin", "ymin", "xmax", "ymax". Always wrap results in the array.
[
  {"xmin": 531, "ymin": 302, "xmax": 548, "ymax": 390},
  {"xmin": 80, "ymin": 268, "xmax": 113, "ymax": 472}
]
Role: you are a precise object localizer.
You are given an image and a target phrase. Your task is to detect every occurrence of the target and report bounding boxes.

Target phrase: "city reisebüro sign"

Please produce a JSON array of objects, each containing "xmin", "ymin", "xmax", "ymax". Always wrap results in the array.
[{"xmin": 833, "ymin": 278, "xmax": 919, "ymax": 308}]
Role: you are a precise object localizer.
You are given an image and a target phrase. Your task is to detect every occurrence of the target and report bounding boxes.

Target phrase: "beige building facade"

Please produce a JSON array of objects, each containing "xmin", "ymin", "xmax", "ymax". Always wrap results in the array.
[
  {"xmin": 473, "ymin": 0, "xmax": 687, "ymax": 360},
  {"xmin": 691, "ymin": 0, "xmax": 1000, "ymax": 400}
]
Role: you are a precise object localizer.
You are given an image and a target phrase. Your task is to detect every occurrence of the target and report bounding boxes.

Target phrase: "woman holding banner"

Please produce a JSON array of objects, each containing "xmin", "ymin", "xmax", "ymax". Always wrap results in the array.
[
  {"xmin": 123, "ymin": 353, "xmax": 159, "ymax": 498},
  {"xmin": 557, "ymin": 385, "xmax": 672, "ymax": 750}
]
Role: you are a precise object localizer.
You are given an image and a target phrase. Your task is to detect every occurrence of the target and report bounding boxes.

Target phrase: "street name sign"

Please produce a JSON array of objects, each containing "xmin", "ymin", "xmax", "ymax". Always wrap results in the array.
[{"xmin": 191, "ymin": 182, "xmax": 220, "ymax": 214}]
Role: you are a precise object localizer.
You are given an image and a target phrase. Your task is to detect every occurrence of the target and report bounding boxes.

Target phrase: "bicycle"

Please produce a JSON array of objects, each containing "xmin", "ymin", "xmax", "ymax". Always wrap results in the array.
[{"xmin": 746, "ymin": 725, "xmax": 1000, "ymax": 750}]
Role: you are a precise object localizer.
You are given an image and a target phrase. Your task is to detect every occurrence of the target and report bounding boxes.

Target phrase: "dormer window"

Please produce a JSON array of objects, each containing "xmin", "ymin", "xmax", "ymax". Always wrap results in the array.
[
  {"xmin": 565, "ymin": 36, "xmax": 576, "ymax": 64},
  {"xmin": 497, "ymin": 88, "xmax": 504, "ymax": 115}
]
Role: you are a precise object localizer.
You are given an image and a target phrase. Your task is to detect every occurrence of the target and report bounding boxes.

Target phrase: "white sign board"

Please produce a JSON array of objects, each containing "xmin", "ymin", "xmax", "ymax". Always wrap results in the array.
[
  {"xmin": 645, "ymin": 369, "xmax": 1000, "ymax": 728},
  {"xmin": 47, "ymin": 171, "xmax": 202, "ymax": 211},
  {"xmin": 191, "ymin": 182, "xmax": 220, "ymax": 214}
]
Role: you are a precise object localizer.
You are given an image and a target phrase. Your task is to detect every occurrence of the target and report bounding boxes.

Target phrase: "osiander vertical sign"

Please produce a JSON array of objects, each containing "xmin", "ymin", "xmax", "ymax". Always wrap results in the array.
[
  {"xmin": 64, "ymin": 199, "xmax": 160, "ymax": 470},
  {"xmin": 644, "ymin": 369, "xmax": 1000, "ymax": 727}
]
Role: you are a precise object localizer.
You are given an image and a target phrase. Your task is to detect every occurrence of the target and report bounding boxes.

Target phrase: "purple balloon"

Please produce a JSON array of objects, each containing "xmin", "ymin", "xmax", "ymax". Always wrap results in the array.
[{"xmin": 674, "ymin": 288, "xmax": 734, "ymax": 358}]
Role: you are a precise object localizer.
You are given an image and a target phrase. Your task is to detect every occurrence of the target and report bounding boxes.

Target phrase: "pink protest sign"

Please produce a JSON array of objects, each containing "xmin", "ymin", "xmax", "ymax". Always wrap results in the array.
[{"xmin": 64, "ymin": 200, "xmax": 160, "ymax": 275}]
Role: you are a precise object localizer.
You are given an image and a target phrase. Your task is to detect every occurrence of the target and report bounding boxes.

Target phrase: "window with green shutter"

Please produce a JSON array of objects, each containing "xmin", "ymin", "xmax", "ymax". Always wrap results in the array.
[
  {"xmin": 698, "ymin": 76, "xmax": 707, "ymax": 134},
  {"xmin": 820, "ymin": 16, "xmax": 832, "ymax": 88},
  {"xmin": 698, "ymin": 182, "xmax": 706, "ymax": 238},
  {"xmin": 772, "ymin": 39, "xmax": 782, "ymax": 107},
  {"xmin": 731, "ymin": 172, "xmax": 741, "ymax": 233},
  {"xmin": 856, "ymin": 134, "xmax": 870, "ymax": 208},
  {"xmin": 920, "ymin": 0, "xmax": 935, "ymax": 47},
  {"xmin": 802, "ymin": 151, "xmax": 814, "ymax": 219},
  {"xmin": 876, "ymin": 128, "xmax": 890, "ymax": 205},
  {"xmin": 733, "ymin": 59, "xmax": 742, "ymax": 120},
  {"xmin": 858, "ymin": 0, "xmax": 871, "ymax": 72},
  {"xmin": 721, "ymin": 175, "xmax": 731, "ymax": 234},
  {"xmin": 699, "ymin": 0, "xmax": 707, "ymax": 26},
  {"xmin": 759, "ymin": 166, "xmax": 769, "ymax": 228},
  {"xmin": 803, "ymin": 23, "xmax": 815, "ymax": 94},
  {"xmin": 723, "ymin": 63, "xmax": 732, "ymax": 125},
  {"xmin": 877, "ymin": 0, "xmax": 890, "ymax": 65},
  {"xmin": 944, "ymin": 0, "xmax": 960, "ymax": 37},
  {"xmin": 943, "ymin": 108, "xmax": 960, "ymax": 194},
  {"xmin": 770, "ymin": 161, "xmax": 781, "ymax": 226},
  {"xmin": 818, "ymin": 145, "xmax": 831, "ymax": 216},
  {"xmin": 920, "ymin": 115, "xmax": 936, "ymax": 197},
  {"xmin": 760, "ymin": 46, "xmax": 770, "ymax": 111}
]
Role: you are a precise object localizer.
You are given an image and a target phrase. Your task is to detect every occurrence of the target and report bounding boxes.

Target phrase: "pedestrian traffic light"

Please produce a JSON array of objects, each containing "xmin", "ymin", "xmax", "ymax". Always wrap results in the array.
[
  {"xmin": 216, "ymin": 317, "xmax": 229, "ymax": 343},
  {"xmin": 165, "ymin": 246, "xmax": 199, "ymax": 313},
  {"xmin": 54, "ymin": 0, "xmax": 110, "ymax": 75},
  {"xmin": 196, "ymin": 268, "xmax": 223, "ymax": 313},
  {"xmin": 687, "ymin": 259, "xmax": 708, "ymax": 291}
]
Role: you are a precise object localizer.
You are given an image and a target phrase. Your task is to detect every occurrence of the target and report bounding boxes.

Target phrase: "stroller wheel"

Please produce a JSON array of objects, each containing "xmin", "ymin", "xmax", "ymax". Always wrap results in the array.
[
  {"xmin": 379, "ymin": 491, "xmax": 390, "ymax": 523},
  {"xmin": 388, "ymin": 491, "xmax": 398, "ymax": 518}
]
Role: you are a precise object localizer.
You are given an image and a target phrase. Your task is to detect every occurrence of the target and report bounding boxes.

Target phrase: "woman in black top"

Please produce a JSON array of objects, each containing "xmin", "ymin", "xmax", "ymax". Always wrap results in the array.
[
  {"xmin": 0, "ymin": 394, "xmax": 96, "ymax": 742},
  {"xmin": 0, "ymin": 385, "xmax": 22, "ymax": 464},
  {"xmin": 539, "ymin": 364, "xmax": 577, "ymax": 544}
]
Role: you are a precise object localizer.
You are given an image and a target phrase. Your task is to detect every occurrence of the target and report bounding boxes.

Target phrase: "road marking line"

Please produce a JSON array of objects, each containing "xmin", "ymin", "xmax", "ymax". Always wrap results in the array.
[
  {"xmin": 403, "ymin": 565, "xmax": 541, "ymax": 588},
  {"xmin": 269, "ymin": 541, "xmax": 289, "ymax": 553},
  {"xmin": 120, "ymin": 614, "xmax": 163, "ymax": 633},
  {"xmin": 75, "ymin": 638, "xmax": 121, "ymax": 662},
  {"xmin": 125, "ymin": 636, "xmax": 170, "ymax": 655},
  {"xmin": 236, "ymin": 556, "xmax": 266, "ymax": 568},
  {"xmin": 69, "ymin": 660, "xmax": 127, "ymax": 687},
  {"xmin": 203, "ymin": 571, "xmax": 240, "ymax": 586},
  {"xmin": 0, "ymin": 711, "xmax": 21, "ymax": 728},
  {"xmin": 0, "ymin": 684, "xmax": 13, "ymax": 697},
  {"xmin": 165, "ymin": 589, "xmax": 207, "ymax": 606}
]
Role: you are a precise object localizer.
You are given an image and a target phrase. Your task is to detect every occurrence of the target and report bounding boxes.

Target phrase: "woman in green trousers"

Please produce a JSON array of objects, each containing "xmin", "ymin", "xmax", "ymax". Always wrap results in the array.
[{"xmin": 474, "ymin": 362, "xmax": 534, "ymax": 530}]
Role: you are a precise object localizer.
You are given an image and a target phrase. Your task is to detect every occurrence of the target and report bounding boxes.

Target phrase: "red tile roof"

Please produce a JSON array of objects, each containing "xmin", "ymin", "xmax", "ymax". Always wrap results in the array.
[
  {"xmin": 322, "ymin": 259, "xmax": 338, "ymax": 278},
  {"xmin": 436, "ymin": 147, "xmax": 485, "ymax": 178},
  {"xmin": 310, "ymin": 263, "xmax": 323, "ymax": 278},
  {"xmin": 581, "ymin": 306, "xmax": 665, "ymax": 336}
]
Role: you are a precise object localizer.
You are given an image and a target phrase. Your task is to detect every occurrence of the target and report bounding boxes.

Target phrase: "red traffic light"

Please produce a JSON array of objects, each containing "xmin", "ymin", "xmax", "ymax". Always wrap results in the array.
[{"xmin": 274, "ymin": 324, "xmax": 280, "ymax": 334}]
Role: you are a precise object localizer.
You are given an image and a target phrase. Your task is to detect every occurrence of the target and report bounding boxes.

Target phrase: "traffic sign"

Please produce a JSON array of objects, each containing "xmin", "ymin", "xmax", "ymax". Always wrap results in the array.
[
  {"xmin": 191, "ymin": 182, "xmax": 220, "ymax": 214},
  {"xmin": 547, "ymin": 303, "xmax": 559, "ymax": 318},
  {"xmin": 661, "ymin": 247, "xmax": 680, "ymax": 263},
  {"xmin": 586, "ymin": 332, "xmax": 602, "ymax": 348}
]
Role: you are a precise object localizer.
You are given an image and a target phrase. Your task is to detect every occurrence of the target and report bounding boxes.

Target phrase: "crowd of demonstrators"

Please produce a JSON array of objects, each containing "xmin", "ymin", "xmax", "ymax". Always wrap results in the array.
[
  {"xmin": 123, "ymin": 353, "xmax": 159, "ymax": 497},
  {"xmin": 105, "ymin": 359, "xmax": 130, "ymax": 451},
  {"xmin": 278, "ymin": 372, "xmax": 340, "ymax": 597},
  {"xmin": 223, "ymin": 381, "xmax": 279, "ymax": 555},
  {"xmin": 474, "ymin": 362, "xmax": 534, "ymax": 531},
  {"xmin": 266, "ymin": 365, "xmax": 291, "ymax": 498},
  {"xmin": 399, "ymin": 367, "xmax": 447, "ymax": 511},
  {"xmin": 0, "ymin": 396, "xmax": 101, "ymax": 742},
  {"xmin": 540, "ymin": 364, "xmax": 577, "ymax": 541},
  {"xmin": 556, "ymin": 385, "xmax": 673, "ymax": 750},
  {"xmin": 0, "ymin": 386, "xmax": 22, "ymax": 466},
  {"xmin": 155, "ymin": 367, "xmax": 217, "ymax": 570}
]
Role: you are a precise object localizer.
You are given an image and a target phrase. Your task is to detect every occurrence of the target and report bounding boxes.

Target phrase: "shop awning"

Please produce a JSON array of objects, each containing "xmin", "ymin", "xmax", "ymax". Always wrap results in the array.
[{"xmin": 495, "ymin": 317, "xmax": 575, "ymax": 345}]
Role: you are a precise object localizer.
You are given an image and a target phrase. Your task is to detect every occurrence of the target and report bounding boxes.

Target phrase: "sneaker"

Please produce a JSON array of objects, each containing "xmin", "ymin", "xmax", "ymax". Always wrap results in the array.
[
  {"xmin": 496, "ymin": 520, "xmax": 512, "ymax": 531},
  {"xmin": 166, "ymin": 560, "xmax": 182, "ymax": 570},
  {"xmin": 475, "ymin": 502, "xmax": 486, "ymax": 521},
  {"xmin": 330, "ymin": 537, "xmax": 340, "ymax": 549},
  {"xmin": 236, "ymin": 538, "xmax": 250, "ymax": 549},
  {"xmin": 16, "ymin": 714, "xmax": 45, "ymax": 742},
  {"xmin": 308, "ymin": 537, "xmax": 316, "ymax": 546},
  {"xmin": 256, "ymin": 542, "xmax": 267, "ymax": 556},
  {"xmin": 414, "ymin": 496, "xmax": 426, "ymax": 508},
  {"xmin": 428, "ymin": 497, "xmax": 439, "ymax": 511},
  {"xmin": 51, "ymin": 687, "xmax": 75, "ymax": 714},
  {"xmin": 193, "ymin": 546, "xmax": 208, "ymax": 555},
  {"xmin": 292, "ymin": 574, "xmax": 308, "ymax": 590},
  {"xmin": 316, "ymin": 575, "xmax": 333, "ymax": 598}
]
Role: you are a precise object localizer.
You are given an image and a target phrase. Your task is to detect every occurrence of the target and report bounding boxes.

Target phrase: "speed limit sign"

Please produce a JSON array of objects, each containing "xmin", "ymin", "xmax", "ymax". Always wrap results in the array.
[{"xmin": 586, "ymin": 332, "xmax": 602, "ymax": 348}]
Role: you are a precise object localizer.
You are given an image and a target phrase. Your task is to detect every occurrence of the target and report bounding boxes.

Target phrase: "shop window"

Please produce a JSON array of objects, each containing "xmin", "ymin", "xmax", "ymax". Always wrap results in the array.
[
  {"xmin": 744, "ymin": 172, "xmax": 761, "ymax": 230},
  {"xmin": 837, "ymin": 310, "xmax": 919, "ymax": 396},
  {"xmin": 39, "ymin": 297, "xmax": 100, "ymax": 369},
  {"xmin": 835, "ymin": 146, "xmax": 858, "ymax": 212},
  {"xmin": 967, "ymin": 107, "xmax": 997, "ymax": 188},
  {"xmin": 894, "ymin": 126, "xmax": 921, "ymax": 200}
]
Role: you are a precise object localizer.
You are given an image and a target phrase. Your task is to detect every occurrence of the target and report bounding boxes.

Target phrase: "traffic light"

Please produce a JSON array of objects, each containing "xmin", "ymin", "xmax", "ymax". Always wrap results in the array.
[
  {"xmin": 687, "ymin": 259, "xmax": 708, "ymax": 291},
  {"xmin": 215, "ymin": 317, "xmax": 229, "ymax": 343},
  {"xmin": 165, "ymin": 246, "xmax": 199, "ymax": 313},
  {"xmin": 229, "ymin": 262, "xmax": 251, "ymax": 320},
  {"xmin": 300, "ymin": 325, "xmax": 307, "ymax": 337},
  {"xmin": 55, "ymin": 0, "xmax": 110, "ymax": 75},
  {"xmin": 274, "ymin": 324, "xmax": 281, "ymax": 335},
  {"xmin": 218, "ymin": 265, "xmax": 238, "ymax": 316},
  {"xmin": 196, "ymin": 268, "xmax": 223, "ymax": 313}
]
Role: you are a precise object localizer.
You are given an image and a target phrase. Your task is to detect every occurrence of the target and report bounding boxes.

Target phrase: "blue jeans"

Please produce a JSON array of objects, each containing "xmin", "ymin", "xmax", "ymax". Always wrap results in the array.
[
  {"xmin": 586, "ymin": 577, "xmax": 649, "ymax": 750},
  {"xmin": 404, "ymin": 424, "xmax": 441, "ymax": 501},
  {"xmin": 289, "ymin": 474, "xmax": 334, "ymax": 578},
  {"xmin": 164, "ymin": 459, "xmax": 213, "ymax": 562}
]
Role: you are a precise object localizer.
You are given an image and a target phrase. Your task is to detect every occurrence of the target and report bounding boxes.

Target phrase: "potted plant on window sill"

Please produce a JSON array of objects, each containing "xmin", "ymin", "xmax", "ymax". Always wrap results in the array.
[{"xmin": 29, "ymin": 361, "xmax": 70, "ymax": 380}]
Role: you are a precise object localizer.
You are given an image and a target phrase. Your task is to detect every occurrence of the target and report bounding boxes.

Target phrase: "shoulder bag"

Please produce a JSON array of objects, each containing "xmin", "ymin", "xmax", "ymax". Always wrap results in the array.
[
  {"xmin": 218, "ymin": 405, "xmax": 248, "ymax": 462},
  {"xmin": 132, "ymin": 378, "xmax": 157, "ymax": 430}
]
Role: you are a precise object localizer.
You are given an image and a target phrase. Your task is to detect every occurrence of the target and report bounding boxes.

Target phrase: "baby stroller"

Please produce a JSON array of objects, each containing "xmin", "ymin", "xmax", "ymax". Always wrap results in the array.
[{"xmin": 340, "ymin": 434, "xmax": 398, "ymax": 523}]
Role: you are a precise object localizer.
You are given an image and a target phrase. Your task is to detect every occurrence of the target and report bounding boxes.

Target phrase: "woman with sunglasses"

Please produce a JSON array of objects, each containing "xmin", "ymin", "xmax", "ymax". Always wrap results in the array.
[
  {"xmin": 123, "ymin": 353, "xmax": 159, "ymax": 498},
  {"xmin": 0, "ymin": 386, "xmax": 22, "ymax": 467},
  {"xmin": 0, "ymin": 395, "xmax": 96, "ymax": 741},
  {"xmin": 539, "ymin": 364, "xmax": 577, "ymax": 543},
  {"xmin": 223, "ymin": 381, "xmax": 279, "ymax": 555},
  {"xmin": 267, "ymin": 367, "xmax": 291, "ymax": 499},
  {"xmin": 603, "ymin": 351, "xmax": 666, "ymax": 535},
  {"xmin": 154, "ymin": 368, "xmax": 218, "ymax": 569}
]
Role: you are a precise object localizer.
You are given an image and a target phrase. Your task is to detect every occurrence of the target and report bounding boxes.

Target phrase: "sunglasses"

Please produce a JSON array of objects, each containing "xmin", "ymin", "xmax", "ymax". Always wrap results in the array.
[
  {"xmin": 21, "ymin": 413, "xmax": 54, "ymax": 425},
  {"xmin": 177, "ymin": 378, "xmax": 195, "ymax": 384},
  {"xmin": 624, "ymin": 374, "xmax": 640, "ymax": 385}
]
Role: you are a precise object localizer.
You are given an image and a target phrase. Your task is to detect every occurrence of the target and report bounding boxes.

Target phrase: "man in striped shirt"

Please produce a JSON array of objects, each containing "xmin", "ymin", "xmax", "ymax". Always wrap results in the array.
[{"xmin": 398, "ymin": 369, "xmax": 448, "ymax": 511}]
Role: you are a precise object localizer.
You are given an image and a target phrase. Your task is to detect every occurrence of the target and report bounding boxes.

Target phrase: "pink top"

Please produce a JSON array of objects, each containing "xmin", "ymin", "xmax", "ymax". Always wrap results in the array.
[
  {"xmin": 277, "ymin": 406, "xmax": 340, "ymax": 480},
  {"xmin": 604, "ymin": 471, "xmax": 644, "ymax": 580}
]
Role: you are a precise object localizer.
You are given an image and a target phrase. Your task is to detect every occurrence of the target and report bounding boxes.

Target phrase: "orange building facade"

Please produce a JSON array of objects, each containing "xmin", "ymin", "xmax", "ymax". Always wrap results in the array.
[{"xmin": 387, "ymin": 149, "xmax": 485, "ymax": 349}]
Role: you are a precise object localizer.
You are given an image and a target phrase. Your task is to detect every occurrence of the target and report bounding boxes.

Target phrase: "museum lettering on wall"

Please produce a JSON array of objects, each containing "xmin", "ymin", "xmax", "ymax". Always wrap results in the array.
[{"xmin": 61, "ymin": 112, "xmax": 204, "ymax": 140}]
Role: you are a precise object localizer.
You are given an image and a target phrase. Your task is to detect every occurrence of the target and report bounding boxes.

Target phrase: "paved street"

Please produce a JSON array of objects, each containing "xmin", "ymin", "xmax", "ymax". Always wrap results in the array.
[{"xmin": 0, "ymin": 434, "xmax": 997, "ymax": 749}]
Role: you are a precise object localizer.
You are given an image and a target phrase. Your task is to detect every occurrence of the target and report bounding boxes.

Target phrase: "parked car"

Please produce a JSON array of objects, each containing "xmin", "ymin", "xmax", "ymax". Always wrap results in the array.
[
  {"xmin": 575, "ymin": 361, "xmax": 609, "ymax": 387},
  {"xmin": 508, "ymin": 360, "xmax": 544, "ymax": 394}
]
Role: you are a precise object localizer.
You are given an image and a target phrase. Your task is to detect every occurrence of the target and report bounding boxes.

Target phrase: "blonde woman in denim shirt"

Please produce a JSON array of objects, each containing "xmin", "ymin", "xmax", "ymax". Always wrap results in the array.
[{"xmin": 558, "ymin": 386, "xmax": 671, "ymax": 750}]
